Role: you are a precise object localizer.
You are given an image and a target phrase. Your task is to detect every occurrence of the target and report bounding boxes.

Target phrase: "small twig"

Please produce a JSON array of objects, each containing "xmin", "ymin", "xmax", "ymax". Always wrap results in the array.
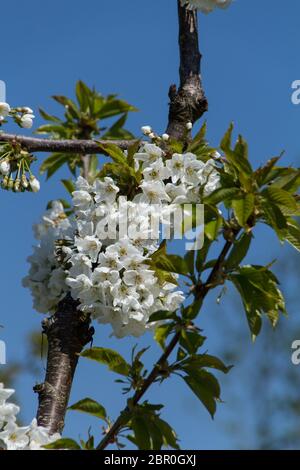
[{"xmin": 0, "ymin": 132, "xmax": 137, "ymax": 155}]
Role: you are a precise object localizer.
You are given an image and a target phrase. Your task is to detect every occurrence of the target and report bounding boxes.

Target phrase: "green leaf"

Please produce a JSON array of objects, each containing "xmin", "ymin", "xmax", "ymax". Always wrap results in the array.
[
  {"xmin": 229, "ymin": 265, "xmax": 287, "ymax": 339},
  {"xmin": 68, "ymin": 397, "xmax": 107, "ymax": 421},
  {"xmin": 44, "ymin": 438, "xmax": 81, "ymax": 450},
  {"xmin": 131, "ymin": 417, "xmax": 152, "ymax": 450},
  {"xmin": 263, "ymin": 186, "xmax": 297, "ymax": 211},
  {"xmin": 184, "ymin": 250, "xmax": 195, "ymax": 277},
  {"xmin": 40, "ymin": 153, "xmax": 69, "ymax": 179},
  {"xmin": 61, "ymin": 179, "xmax": 75, "ymax": 195},
  {"xmin": 204, "ymin": 218, "xmax": 223, "ymax": 241},
  {"xmin": 183, "ymin": 370, "xmax": 220, "ymax": 418},
  {"xmin": 179, "ymin": 327, "xmax": 206, "ymax": 354},
  {"xmin": 220, "ymin": 124, "xmax": 253, "ymax": 177},
  {"xmin": 81, "ymin": 347, "xmax": 130, "ymax": 376},
  {"xmin": 97, "ymin": 142, "xmax": 127, "ymax": 164},
  {"xmin": 232, "ymin": 193, "xmax": 255, "ymax": 227},
  {"xmin": 226, "ymin": 233, "xmax": 252, "ymax": 269},
  {"xmin": 148, "ymin": 310, "xmax": 176, "ymax": 323},
  {"xmin": 204, "ymin": 187, "xmax": 240, "ymax": 205},
  {"xmin": 154, "ymin": 324, "xmax": 174, "ymax": 350},
  {"xmin": 97, "ymin": 98, "xmax": 137, "ymax": 119},
  {"xmin": 261, "ymin": 200, "xmax": 287, "ymax": 238},
  {"xmin": 285, "ymin": 220, "xmax": 300, "ymax": 252},
  {"xmin": 75, "ymin": 80, "xmax": 92, "ymax": 111},
  {"xmin": 196, "ymin": 238, "xmax": 212, "ymax": 272},
  {"xmin": 181, "ymin": 354, "xmax": 232, "ymax": 374},
  {"xmin": 39, "ymin": 108, "xmax": 61, "ymax": 122},
  {"xmin": 254, "ymin": 157, "xmax": 280, "ymax": 187}
]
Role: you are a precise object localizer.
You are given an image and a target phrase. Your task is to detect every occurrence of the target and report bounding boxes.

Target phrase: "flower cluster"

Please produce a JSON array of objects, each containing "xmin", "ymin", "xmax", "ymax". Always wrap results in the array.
[
  {"xmin": 24, "ymin": 138, "xmax": 221, "ymax": 337},
  {"xmin": 0, "ymin": 383, "xmax": 60, "ymax": 450},
  {"xmin": 0, "ymin": 143, "xmax": 40, "ymax": 193},
  {"xmin": 0, "ymin": 102, "xmax": 35, "ymax": 129},
  {"xmin": 23, "ymin": 201, "xmax": 73, "ymax": 313},
  {"xmin": 180, "ymin": 0, "xmax": 233, "ymax": 13},
  {"xmin": 0, "ymin": 101, "xmax": 39, "ymax": 192}
]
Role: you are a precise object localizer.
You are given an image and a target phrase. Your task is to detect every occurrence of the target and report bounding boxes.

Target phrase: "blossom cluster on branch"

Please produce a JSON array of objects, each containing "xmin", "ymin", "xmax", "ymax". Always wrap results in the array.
[
  {"xmin": 23, "ymin": 137, "xmax": 221, "ymax": 337},
  {"xmin": 0, "ymin": 383, "xmax": 60, "ymax": 450},
  {"xmin": 0, "ymin": 102, "xmax": 40, "ymax": 192},
  {"xmin": 180, "ymin": 0, "xmax": 233, "ymax": 13}
]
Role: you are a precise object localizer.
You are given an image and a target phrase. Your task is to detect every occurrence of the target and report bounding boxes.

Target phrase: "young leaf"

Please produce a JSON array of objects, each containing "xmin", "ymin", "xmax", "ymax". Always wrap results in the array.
[
  {"xmin": 81, "ymin": 347, "xmax": 130, "ymax": 376},
  {"xmin": 68, "ymin": 397, "xmax": 107, "ymax": 421},
  {"xmin": 44, "ymin": 438, "xmax": 81, "ymax": 450},
  {"xmin": 226, "ymin": 233, "xmax": 252, "ymax": 269},
  {"xmin": 232, "ymin": 193, "xmax": 255, "ymax": 227}
]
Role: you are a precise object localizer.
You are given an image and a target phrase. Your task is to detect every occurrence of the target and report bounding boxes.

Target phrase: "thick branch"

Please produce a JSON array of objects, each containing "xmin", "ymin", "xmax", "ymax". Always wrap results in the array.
[
  {"xmin": 166, "ymin": 1, "xmax": 208, "ymax": 140},
  {"xmin": 0, "ymin": 133, "xmax": 136, "ymax": 154},
  {"xmin": 34, "ymin": 295, "xmax": 94, "ymax": 434}
]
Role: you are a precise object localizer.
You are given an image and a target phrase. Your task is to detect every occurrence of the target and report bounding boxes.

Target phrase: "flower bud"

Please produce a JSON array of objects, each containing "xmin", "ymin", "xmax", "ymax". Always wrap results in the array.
[
  {"xmin": 141, "ymin": 126, "xmax": 152, "ymax": 135},
  {"xmin": 149, "ymin": 132, "xmax": 155, "ymax": 139},
  {"xmin": 22, "ymin": 107, "xmax": 34, "ymax": 114},
  {"xmin": 162, "ymin": 133, "xmax": 170, "ymax": 141},
  {"xmin": 30, "ymin": 176, "xmax": 40, "ymax": 192},
  {"xmin": 8, "ymin": 178, "xmax": 14, "ymax": 190},
  {"xmin": 14, "ymin": 179, "xmax": 21, "ymax": 192},
  {"xmin": 0, "ymin": 160, "xmax": 10, "ymax": 175},
  {"xmin": 20, "ymin": 114, "xmax": 35, "ymax": 129},
  {"xmin": 29, "ymin": 175, "xmax": 41, "ymax": 193},
  {"xmin": 186, "ymin": 122, "xmax": 193, "ymax": 130},
  {"xmin": 0, "ymin": 102, "xmax": 11, "ymax": 117},
  {"xmin": 21, "ymin": 174, "xmax": 29, "ymax": 189}
]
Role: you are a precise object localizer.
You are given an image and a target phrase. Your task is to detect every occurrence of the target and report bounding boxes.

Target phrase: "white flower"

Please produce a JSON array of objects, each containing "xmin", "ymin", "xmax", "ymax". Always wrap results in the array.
[
  {"xmin": 140, "ymin": 180, "xmax": 171, "ymax": 204},
  {"xmin": 72, "ymin": 190, "xmax": 93, "ymax": 209},
  {"xmin": 123, "ymin": 269, "xmax": 156, "ymax": 288},
  {"xmin": 166, "ymin": 153, "xmax": 185, "ymax": 183},
  {"xmin": 0, "ymin": 384, "xmax": 15, "ymax": 404},
  {"xmin": 20, "ymin": 113, "xmax": 35, "ymax": 128},
  {"xmin": 93, "ymin": 177, "xmax": 119, "ymax": 203},
  {"xmin": 186, "ymin": 121, "xmax": 193, "ymax": 130},
  {"xmin": 29, "ymin": 176, "xmax": 40, "ymax": 192},
  {"xmin": 142, "ymin": 159, "xmax": 169, "ymax": 182},
  {"xmin": 0, "ymin": 160, "xmax": 10, "ymax": 175},
  {"xmin": 180, "ymin": 0, "xmax": 233, "ymax": 13},
  {"xmin": 162, "ymin": 133, "xmax": 170, "ymax": 141},
  {"xmin": 75, "ymin": 236, "xmax": 102, "ymax": 262},
  {"xmin": 0, "ymin": 421, "xmax": 30, "ymax": 450},
  {"xmin": 141, "ymin": 125, "xmax": 152, "ymax": 135},
  {"xmin": 0, "ymin": 102, "xmax": 11, "ymax": 117},
  {"xmin": 24, "ymin": 138, "xmax": 222, "ymax": 338},
  {"xmin": 27, "ymin": 419, "xmax": 60, "ymax": 450},
  {"xmin": 183, "ymin": 153, "xmax": 205, "ymax": 185}
]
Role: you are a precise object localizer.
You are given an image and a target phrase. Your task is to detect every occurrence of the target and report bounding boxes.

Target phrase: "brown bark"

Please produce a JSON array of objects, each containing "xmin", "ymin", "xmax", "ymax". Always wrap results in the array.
[
  {"xmin": 166, "ymin": 1, "xmax": 208, "ymax": 140},
  {"xmin": 34, "ymin": 295, "xmax": 94, "ymax": 434},
  {"xmin": 0, "ymin": 133, "xmax": 136, "ymax": 154}
]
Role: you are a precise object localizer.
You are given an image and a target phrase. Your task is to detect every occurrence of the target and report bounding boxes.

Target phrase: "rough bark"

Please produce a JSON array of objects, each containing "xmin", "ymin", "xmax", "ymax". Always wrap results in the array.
[
  {"xmin": 34, "ymin": 295, "xmax": 94, "ymax": 434},
  {"xmin": 0, "ymin": 133, "xmax": 136, "ymax": 154},
  {"xmin": 166, "ymin": 1, "xmax": 208, "ymax": 140}
]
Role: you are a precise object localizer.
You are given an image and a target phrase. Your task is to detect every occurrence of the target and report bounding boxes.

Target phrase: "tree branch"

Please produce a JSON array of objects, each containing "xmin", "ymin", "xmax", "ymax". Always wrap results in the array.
[
  {"xmin": 0, "ymin": 133, "xmax": 136, "ymax": 154},
  {"xmin": 34, "ymin": 296, "xmax": 94, "ymax": 434},
  {"xmin": 166, "ymin": 1, "xmax": 208, "ymax": 140}
]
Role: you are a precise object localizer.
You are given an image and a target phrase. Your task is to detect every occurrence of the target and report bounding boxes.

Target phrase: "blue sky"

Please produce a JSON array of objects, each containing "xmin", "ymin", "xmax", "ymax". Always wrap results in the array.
[{"xmin": 1, "ymin": 0, "xmax": 300, "ymax": 450}]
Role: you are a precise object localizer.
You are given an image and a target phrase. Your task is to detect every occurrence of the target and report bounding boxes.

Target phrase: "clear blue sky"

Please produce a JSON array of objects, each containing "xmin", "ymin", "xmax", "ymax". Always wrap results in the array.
[{"xmin": 1, "ymin": 0, "xmax": 300, "ymax": 450}]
